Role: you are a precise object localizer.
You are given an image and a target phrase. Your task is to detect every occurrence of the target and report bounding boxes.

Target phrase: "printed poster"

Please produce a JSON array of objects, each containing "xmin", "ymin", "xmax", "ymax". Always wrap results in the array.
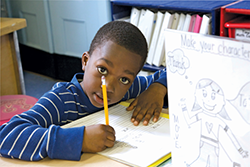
[{"xmin": 165, "ymin": 29, "xmax": 250, "ymax": 167}]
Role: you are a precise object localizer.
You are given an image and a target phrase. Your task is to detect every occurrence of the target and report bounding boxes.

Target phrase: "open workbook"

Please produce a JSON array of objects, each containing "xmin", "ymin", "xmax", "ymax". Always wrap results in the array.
[{"xmin": 62, "ymin": 102, "xmax": 171, "ymax": 167}]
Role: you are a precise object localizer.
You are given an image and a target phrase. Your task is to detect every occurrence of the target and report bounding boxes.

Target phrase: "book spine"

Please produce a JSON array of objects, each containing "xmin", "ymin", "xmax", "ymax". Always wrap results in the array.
[
  {"xmin": 193, "ymin": 14, "xmax": 203, "ymax": 33},
  {"xmin": 152, "ymin": 12, "xmax": 172, "ymax": 67},
  {"xmin": 199, "ymin": 14, "xmax": 210, "ymax": 34},
  {"xmin": 188, "ymin": 14, "xmax": 196, "ymax": 32},
  {"xmin": 182, "ymin": 14, "xmax": 191, "ymax": 31},
  {"xmin": 147, "ymin": 11, "xmax": 164, "ymax": 65}
]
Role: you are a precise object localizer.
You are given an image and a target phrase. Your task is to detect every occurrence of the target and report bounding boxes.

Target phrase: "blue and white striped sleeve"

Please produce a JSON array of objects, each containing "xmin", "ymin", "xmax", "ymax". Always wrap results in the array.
[
  {"xmin": 0, "ymin": 86, "xmax": 84, "ymax": 161},
  {"xmin": 123, "ymin": 68, "xmax": 167, "ymax": 100}
]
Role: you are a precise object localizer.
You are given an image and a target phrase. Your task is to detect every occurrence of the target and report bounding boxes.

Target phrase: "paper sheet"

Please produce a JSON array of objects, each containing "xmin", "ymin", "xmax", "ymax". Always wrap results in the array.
[
  {"xmin": 165, "ymin": 29, "xmax": 250, "ymax": 167},
  {"xmin": 62, "ymin": 104, "xmax": 171, "ymax": 167}
]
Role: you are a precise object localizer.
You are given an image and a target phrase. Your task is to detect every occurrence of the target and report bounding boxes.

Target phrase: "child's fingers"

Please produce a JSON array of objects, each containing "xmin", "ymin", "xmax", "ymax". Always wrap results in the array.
[
  {"xmin": 126, "ymin": 98, "xmax": 138, "ymax": 111},
  {"xmin": 106, "ymin": 130, "xmax": 116, "ymax": 141},
  {"xmin": 105, "ymin": 125, "xmax": 116, "ymax": 148},
  {"xmin": 130, "ymin": 105, "xmax": 141, "ymax": 123},
  {"xmin": 152, "ymin": 108, "xmax": 161, "ymax": 122},
  {"xmin": 107, "ymin": 133, "xmax": 115, "ymax": 142},
  {"xmin": 132, "ymin": 107, "xmax": 148, "ymax": 126},
  {"xmin": 105, "ymin": 139, "xmax": 115, "ymax": 148},
  {"xmin": 142, "ymin": 109, "xmax": 155, "ymax": 125},
  {"xmin": 106, "ymin": 125, "xmax": 115, "ymax": 134}
]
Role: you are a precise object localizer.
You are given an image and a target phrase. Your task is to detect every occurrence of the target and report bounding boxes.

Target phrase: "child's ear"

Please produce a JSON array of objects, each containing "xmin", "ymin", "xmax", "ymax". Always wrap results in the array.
[{"xmin": 81, "ymin": 52, "xmax": 89, "ymax": 71}]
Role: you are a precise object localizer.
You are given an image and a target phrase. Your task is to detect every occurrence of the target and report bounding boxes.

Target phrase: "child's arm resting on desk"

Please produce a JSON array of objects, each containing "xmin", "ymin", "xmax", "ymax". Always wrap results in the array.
[{"xmin": 123, "ymin": 69, "xmax": 168, "ymax": 126}]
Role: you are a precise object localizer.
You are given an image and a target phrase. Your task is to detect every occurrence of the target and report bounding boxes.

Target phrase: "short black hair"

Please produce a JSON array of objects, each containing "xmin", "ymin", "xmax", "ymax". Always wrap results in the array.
[{"xmin": 89, "ymin": 21, "xmax": 148, "ymax": 70}]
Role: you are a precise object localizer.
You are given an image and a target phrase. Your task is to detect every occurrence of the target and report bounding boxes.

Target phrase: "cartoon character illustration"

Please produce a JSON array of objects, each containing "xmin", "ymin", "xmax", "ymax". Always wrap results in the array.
[{"xmin": 181, "ymin": 78, "xmax": 248, "ymax": 167}]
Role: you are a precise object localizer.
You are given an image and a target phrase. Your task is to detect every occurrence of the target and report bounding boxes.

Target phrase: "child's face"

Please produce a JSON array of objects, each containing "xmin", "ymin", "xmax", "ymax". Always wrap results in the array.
[{"xmin": 81, "ymin": 41, "xmax": 142, "ymax": 108}]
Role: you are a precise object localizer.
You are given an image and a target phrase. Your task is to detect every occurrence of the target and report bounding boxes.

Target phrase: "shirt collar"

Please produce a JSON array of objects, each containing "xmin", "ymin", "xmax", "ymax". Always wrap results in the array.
[{"xmin": 71, "ymin": 73, "xmax": 101, "ymax": 113}]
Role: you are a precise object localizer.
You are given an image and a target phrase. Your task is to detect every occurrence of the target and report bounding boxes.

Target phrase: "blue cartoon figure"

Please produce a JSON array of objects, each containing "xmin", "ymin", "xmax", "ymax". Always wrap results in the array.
[{"xmin": 181, "ymin": 78, "xmax": 248, "ymax": 167}]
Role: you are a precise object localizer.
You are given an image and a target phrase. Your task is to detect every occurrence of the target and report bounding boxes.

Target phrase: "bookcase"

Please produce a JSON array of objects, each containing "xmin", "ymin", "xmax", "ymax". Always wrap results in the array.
[
  {"xmin": 220, "ymin": 0, "xmax": 250, "ymax": 37},
  {"xmin": 110, "ymin": 0, "xmax": 237, "ymax": 72}
]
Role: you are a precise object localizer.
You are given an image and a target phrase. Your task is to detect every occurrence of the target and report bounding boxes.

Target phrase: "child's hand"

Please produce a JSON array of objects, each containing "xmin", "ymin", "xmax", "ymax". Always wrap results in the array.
[
  {"xmin": 82, "ymin": 124, "xmax": 116, "ymax": 153},
  {"xmin": 126, "ymin": 83, "xmax": 167, "ymax": 126}
]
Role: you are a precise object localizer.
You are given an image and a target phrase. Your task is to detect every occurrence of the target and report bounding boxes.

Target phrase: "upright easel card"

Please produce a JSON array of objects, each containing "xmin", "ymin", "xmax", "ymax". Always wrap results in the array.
[{"xmin": 164, "ymin": 29, "xmax": 250, "ymax": 167}]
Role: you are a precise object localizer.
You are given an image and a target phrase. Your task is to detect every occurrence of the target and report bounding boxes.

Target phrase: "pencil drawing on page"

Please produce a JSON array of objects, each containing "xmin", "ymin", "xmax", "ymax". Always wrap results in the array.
[
  {"xmin": 165, "ymin": 29, "xmax": 250, "ymax": 167},
  {"xmin": 179, "ymin": 79, "xmax": 249, "ymax": 167}
]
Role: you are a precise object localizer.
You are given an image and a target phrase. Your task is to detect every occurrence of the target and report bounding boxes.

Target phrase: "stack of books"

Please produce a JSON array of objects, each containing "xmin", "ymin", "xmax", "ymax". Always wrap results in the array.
[{"xmin": 118, "ymin": 8, "xmax": 212, "ymax": 67}]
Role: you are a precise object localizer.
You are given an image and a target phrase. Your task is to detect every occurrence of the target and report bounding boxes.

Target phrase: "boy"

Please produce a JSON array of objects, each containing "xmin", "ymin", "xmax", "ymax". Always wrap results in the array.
[{"xmin": 0, "ymin": 21, "xmax": 167, "ymax": 161}]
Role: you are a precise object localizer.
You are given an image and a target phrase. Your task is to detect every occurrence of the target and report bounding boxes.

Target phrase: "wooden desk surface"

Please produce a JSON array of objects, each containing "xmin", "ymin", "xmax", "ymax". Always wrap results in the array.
[
  {"xmin": 0, "ymin": 153, "xmax": 129, "ymax": 167},
  {"xmin": 0, "ymin": 17, "xmax": 27, "ymax": 36}
]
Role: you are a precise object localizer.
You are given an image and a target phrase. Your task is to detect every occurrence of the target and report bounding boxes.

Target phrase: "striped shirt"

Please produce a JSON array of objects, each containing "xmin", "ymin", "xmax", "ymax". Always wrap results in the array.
[{"xmin": 0, "ymin": 69, "xmax": 167, "ymax": 161}]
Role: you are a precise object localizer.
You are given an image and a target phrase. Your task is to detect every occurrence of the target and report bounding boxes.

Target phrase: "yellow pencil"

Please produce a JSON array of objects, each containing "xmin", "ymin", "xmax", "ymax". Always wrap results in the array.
[{"xmin": 101, "ymin": 76, "xmax": 109, "ymax": 125}]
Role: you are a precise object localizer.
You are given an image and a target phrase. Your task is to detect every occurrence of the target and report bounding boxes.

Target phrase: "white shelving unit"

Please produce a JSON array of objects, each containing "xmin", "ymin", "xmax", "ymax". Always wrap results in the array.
[{"xmin": 6, "ymin": 0, "xmax": 112, "ymax": 58}]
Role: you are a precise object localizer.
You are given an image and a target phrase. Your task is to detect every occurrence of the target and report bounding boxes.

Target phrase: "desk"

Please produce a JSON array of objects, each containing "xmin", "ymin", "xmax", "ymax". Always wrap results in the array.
[
  {"xmin": 0, "ymin": 108, "xmax": 169, "ymax": 166},
  {"xmin": 0, "ymin": 17, "xmax": 26, "ymax": 95},
  {"xmin": 0, "ymin": 154, "xmax": 129, "ymax": 167}
]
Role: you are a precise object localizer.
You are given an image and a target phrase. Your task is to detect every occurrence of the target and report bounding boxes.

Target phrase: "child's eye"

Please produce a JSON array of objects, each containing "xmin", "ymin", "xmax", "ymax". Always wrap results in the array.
[
  {"xmin": 120, "ymin": 77, "xmax": 130, "ymax": 85},
  {"xmin": 97, "ymin": 67, "xmax": 107, "ymax": 75}
]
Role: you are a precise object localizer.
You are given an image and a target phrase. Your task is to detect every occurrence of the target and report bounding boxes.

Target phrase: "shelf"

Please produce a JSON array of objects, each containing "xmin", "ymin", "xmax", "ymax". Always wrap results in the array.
[
  {"xmin": 220, "ymin": 0, "xmax": 250, "ymax": 37},
  {"xmin": 111, "ymin": 0, "xmax": 237, "ymax": 71},
  {"xmin": 225, "ymin": 1, "xmax": 250, "ymax": 15},
  {"xmin": 111, "ymin": 0, "xmax": 236, "ymax": 35}
]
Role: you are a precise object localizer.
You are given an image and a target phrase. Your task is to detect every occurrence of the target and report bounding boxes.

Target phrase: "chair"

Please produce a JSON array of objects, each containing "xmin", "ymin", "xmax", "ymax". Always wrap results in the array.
[{"xmin": 0, "ymin": 95, "xmax": 38, "ymax": 125}]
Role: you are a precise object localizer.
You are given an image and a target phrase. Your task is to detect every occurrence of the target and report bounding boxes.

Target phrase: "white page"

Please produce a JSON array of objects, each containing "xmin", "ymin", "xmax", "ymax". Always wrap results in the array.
[
  {"xmin": 165, "ymin": 29, "xmax": 250, "ymax": 167},
  {"xmin": 62, "ymin": 103, "xmax": 171, "ymax": 167}
]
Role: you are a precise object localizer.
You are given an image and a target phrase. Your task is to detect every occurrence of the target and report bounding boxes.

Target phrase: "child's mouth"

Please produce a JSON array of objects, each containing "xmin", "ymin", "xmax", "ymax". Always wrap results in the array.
[
  {"xmin": 94, "ymin": 93, "xmax": 104, "ymax": 105},
  {"xmin": 94, "ymin": 92, "xmax": 111, "ymax": 107}
]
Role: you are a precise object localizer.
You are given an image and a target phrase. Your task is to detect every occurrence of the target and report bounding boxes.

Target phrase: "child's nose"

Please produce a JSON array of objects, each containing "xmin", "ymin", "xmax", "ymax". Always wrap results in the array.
[{"xmin": 105, "ymin": 76, "xmax": 115, "ymax": 93}]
